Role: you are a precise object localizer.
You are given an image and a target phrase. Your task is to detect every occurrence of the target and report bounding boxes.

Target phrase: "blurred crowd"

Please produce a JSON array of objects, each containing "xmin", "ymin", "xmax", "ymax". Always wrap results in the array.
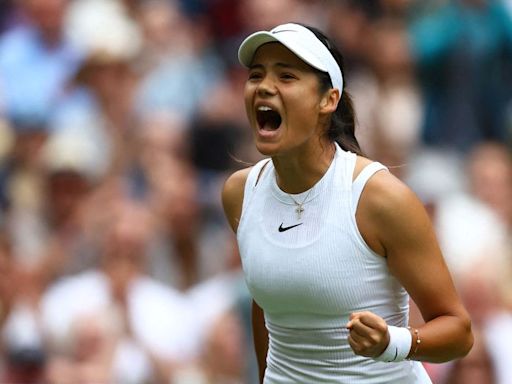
[{"xmin": 0, "ymin": 0, "xmax": 511, "ymax": 383}]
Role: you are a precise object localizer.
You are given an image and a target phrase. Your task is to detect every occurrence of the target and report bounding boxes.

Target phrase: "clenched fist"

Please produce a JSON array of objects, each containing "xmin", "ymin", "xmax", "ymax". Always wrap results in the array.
[{"xmin": 346, "ymin": 311, "xmax": 390, "ymax": 358}]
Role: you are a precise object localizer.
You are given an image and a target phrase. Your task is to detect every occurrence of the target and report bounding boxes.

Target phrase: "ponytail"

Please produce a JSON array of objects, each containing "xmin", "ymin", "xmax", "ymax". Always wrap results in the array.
[
  {"xmin": 301, "ymin": 24, "xmax": 364, "ymax": 156},
  {"xmin": 329, "ymin": 91, "xmax": 363, "ymax": 156}
]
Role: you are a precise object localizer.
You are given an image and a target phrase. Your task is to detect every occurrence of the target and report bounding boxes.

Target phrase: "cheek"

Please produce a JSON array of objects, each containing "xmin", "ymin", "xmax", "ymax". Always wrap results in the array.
[
  {"xmin": 285, "ymin": 91, "xmax": 320, "ymax": 127},
  {"xmin": 243, "ymin": 85, "xmax": 255, "ymax": 120}
]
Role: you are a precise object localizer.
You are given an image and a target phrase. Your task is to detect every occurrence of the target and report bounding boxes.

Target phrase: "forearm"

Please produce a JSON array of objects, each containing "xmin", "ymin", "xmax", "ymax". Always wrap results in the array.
[
  {"xmin": 252, "ymin": 300, "xmax": 268, "ymax": 383},
  {"xmin": 408, "ymin": 313, "xmax": 473, "ymax": 363}
]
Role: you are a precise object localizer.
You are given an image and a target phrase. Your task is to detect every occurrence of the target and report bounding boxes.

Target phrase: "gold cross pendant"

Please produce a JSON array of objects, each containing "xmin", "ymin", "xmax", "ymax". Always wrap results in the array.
[{"xmin": 295, "ymin": 205, "xmax": 304, "ymax": 220}]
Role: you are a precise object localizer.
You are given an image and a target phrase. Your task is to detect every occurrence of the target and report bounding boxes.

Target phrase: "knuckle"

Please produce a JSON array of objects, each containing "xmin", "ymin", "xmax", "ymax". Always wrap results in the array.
[
  {"xmin": 357, "ymin": 312, "xmax": 369, "ymax": 321},
  {"xmin": 378, "ymin": 322, "xmax": 388, "ymax": 333},
  {"xmin": 349, "ymin": 341, "xmax": 362, "ymax": 354},
  {"xmin": 369, "ymin": 333, "xmax": 381, "ymax": 345},
  {"xmin": 360, "ymin": 338, "xmax": 369, "ymax": 347}
]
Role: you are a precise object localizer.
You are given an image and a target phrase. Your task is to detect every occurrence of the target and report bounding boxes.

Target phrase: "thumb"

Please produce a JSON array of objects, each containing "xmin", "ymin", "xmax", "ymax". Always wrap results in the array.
[{"xmin": 346, "ymin": 312, "xmax": 361, "ymax": 329}]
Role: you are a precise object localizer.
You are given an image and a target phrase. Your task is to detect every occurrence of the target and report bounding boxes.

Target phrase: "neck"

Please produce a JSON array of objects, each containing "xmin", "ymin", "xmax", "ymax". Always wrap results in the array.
[{"xmin": 273, "ymin": 140, "xmax": 336, "ymax": 194}]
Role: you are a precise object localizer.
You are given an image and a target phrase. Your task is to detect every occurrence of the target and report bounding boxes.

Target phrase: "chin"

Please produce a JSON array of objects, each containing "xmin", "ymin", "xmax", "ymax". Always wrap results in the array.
[{"xmin": 254, "ymin": 142, "xmax": 279, "ymax": 157}]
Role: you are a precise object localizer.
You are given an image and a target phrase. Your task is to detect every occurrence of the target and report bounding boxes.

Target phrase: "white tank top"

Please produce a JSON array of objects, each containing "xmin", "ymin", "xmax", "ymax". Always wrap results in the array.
[{"xmin": 237, "ymin": 144, "xmax": 432, "ymax": 383}]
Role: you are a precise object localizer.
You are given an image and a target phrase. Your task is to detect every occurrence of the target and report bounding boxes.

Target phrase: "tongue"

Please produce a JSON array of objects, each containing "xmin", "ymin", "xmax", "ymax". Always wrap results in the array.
[
  {"xmin": 258, "ymin": 110, "xmax": 282, "ymax": 130},
  {"xmin": 262, "ymin": 121, "xmax": 278, "ymax": 131}
]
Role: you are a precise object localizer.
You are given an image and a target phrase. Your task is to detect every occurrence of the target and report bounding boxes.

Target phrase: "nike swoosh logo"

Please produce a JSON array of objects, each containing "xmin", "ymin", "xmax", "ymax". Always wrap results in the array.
[
  {"xmin": 272, "ymin": 29, "xmax": 298, "ymax": 34},
  {"xmin": 278, "ymin": 223, "xmax": 303, "ymax": 232}
]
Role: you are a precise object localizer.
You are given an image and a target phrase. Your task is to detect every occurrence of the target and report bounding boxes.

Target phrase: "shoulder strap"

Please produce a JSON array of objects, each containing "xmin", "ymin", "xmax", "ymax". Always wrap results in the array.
[
  {"xmin": 242, "ymin": 159, "xmax": 271, "ymax": 212},
  {"xmin": 351, "ymin": 162, "xmax": 388, "ymax": 213}
]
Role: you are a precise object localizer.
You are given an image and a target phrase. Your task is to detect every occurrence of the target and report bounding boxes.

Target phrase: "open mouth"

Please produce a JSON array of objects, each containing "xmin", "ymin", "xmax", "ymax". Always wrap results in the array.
[{"xmin": 256, "ymin": 106, "xmax": 282, "ymax": 131}]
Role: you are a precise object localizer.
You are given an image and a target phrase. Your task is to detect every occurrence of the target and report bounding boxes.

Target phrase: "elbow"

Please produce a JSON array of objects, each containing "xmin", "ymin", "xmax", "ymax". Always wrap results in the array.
[
  {"xmin": 457, "ymin": 314, "xmax": 474, "ymax": 359},
  {"xmin": 429, "ymin": 313, "xmax": 474, "ymax": 363}
]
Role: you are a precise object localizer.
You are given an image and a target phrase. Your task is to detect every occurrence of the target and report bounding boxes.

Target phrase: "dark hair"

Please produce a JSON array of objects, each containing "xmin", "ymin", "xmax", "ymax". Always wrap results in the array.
[{"xmin": 301, "ymin": 24, "xmax": 363, "ymax": 156}]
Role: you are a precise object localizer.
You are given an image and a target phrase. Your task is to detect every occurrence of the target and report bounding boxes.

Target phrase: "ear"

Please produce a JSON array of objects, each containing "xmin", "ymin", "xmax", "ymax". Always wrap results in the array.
[{"xmin": 319, "ymin": 88, "xmax": 341, "ymax": 114}]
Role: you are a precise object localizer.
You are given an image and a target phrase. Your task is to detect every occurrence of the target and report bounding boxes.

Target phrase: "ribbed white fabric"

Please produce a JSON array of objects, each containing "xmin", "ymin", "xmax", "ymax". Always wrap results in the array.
[{"xmin": 237, "ymin": 144, "xmax": 432, "ymax": 383}]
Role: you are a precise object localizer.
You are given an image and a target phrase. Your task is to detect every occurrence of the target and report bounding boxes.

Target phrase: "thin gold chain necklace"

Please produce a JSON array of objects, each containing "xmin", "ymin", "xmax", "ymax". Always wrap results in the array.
[
  {"xmin": 287, "ymin": 188, "xmax": 313, "ymax": 220},
  {"xmin": 284, "ymin": 146, "xmax": 336, "ymax": 220}
]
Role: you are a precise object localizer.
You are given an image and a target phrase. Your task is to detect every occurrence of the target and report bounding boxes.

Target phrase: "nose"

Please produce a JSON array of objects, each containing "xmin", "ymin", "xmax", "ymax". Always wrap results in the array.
[{"xmin": 256, "ymin": 75, "xmax": 277, "ymax": 97}]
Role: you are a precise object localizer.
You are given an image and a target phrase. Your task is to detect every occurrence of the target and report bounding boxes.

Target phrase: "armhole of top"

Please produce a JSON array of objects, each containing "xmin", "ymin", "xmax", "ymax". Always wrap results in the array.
[
  {"xmin": 351, "ymin": 162, "xmax": 388, "ymax": 214},
  {"xmin": 255, "ymin": 159, "xmax": 271, "ymax": 187}
]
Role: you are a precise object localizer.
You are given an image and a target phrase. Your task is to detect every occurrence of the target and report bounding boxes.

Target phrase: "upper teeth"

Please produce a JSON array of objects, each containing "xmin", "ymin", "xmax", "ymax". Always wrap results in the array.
[{"xmin": 258, "ymin": 106, "xmax": 273, "ymax": 111}]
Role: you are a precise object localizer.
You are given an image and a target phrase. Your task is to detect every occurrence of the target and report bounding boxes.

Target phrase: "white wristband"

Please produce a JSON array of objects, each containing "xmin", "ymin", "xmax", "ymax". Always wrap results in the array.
[{"xmin": 374, "ymin": 326, "xmax": 412, "ymax": 362}]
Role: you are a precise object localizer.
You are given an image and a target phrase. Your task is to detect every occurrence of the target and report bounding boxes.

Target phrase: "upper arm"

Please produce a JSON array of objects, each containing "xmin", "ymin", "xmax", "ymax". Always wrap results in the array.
[
  {"xmin": 357, "ymin": 171, "xmax": 468, "ymax": 323},
  {"xmin": 221, "ymin": 167, "xmax": 251, "ymax": 233}
]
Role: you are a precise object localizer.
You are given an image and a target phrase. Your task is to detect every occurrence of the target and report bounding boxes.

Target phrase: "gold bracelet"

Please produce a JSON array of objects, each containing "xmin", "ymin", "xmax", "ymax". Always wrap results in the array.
[{"xmin": 407, "ymin": 326, "xmax": 421, "ymax": 359}]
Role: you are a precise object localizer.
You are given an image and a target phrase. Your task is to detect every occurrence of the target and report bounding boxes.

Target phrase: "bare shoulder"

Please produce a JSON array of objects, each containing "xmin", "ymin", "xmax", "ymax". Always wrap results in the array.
[
  {"xmin": 222, "ymin": 167, "xmax": 252, "ymax": 233},
  {"xmin": 355, "ymin": 156, "xmax": 420, "ymax": 216},
  {"xmin": 355, "ymin": 156, "xmax": 430, "ymax": 256}
]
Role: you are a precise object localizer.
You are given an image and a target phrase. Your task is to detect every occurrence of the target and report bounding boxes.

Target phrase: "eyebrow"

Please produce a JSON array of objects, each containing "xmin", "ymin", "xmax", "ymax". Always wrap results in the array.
[{"xmin": 249, "ymin": 62, "xmax": 297, "ymax": 70}]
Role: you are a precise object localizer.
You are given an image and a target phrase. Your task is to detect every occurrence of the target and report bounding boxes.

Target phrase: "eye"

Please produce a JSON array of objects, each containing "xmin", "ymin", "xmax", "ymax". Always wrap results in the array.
[
  {"xmin": 280, "ymin": 73, "xmax": 297, "ymax": 80},
  {"xmin": 248, "ymin": 71, "xmax": 263, "ymax": 81}
]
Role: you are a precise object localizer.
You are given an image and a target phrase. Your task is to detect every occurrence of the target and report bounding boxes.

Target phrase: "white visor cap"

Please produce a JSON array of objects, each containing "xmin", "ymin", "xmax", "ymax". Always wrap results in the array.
[{"xmin": 238, "ymin": 23, "xmax": 343, "ymax": 94}]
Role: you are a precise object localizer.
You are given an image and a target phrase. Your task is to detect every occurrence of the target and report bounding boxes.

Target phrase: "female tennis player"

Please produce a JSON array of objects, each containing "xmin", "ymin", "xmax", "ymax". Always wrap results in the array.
[{"xmin": 222, "ymin": 22, "xmax": 473, "ymax": 383}]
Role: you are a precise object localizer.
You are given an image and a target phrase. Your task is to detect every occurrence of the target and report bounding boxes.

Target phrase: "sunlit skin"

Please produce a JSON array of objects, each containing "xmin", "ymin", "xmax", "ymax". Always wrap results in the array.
[{"xmin": 244, "ymin": 42, "xmax": 340, "ymax": 194}]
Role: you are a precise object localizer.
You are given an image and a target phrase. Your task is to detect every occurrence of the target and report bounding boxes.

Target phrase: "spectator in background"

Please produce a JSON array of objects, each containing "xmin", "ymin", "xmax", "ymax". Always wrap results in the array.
[
  {"xmin": 0, "ymin": 119, "xmax": 55, "ymax": 378},
  {"xmin": 0, "ymin": 117, "xmax": 50, "ymax": 219},
  {"xmin": 36, "ymin": 129, "xmax": 107, "ymax": 278},
  {"xmin": 0, "ymin": 117, "xmax": 14, "ymax": 211},
  {"xmin": 1, "ymin": 125, "xmax": 106, "ymax": 311},
  {"xmin": 345, "ymin": 15, "xmax": 423, "ymax": 174},
  {"xmin": 467, "ymin": 140, "xmax": 512, "ymax": 228},
  {"xmin": 132, "ymin": 111, "xmax": 202, "ymax": 289},
  {"xmin": 45, "ymin": 310, "xmax": 132, "ymax": 384},
  {"xmin": 0, "ymin": 0, "xmax": 81, "ymax": 124},
  {"xmin": 173, "ymin": 309, "xmax": 247, "ymax": 384},
  {"xmin": 404, "ymin": 147, "xmax": 510, "ymax": 281},
  {"xmin": 55, "ymin": 0, "xmax": 142, "ymax": 177},
  {"xmin": 0, "ymin": 232, "xmax": 14, "ymax": 328},
  {"xmin": 41, "ymin": 198, "xmax": 198, "ymax": 383},
  {"xmin": 326, "ymin": 1, "xmax": 375, "ymax": 73},
  {"xmin": 408, "ymin": 0, "xmax": 512, "ymax": 151},
  {"xmin": 0, "ymin": 232, "xmax": 47, "ymax": 384},
  {"xmin": 135, "ymin": 0, "xmax": 194, "ymax": 71},
  {"xmin": 134, "ymin": 0, "xmax": 224, "ymax": 123}
]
